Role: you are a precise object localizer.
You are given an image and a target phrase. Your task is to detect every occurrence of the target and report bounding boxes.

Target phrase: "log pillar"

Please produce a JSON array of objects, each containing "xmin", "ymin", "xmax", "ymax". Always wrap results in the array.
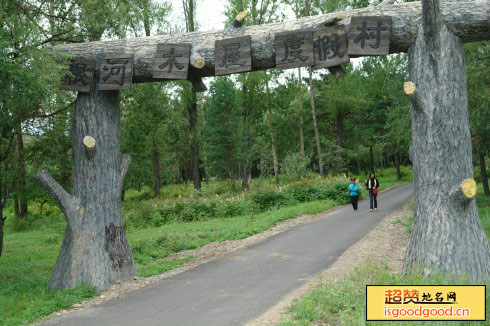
[
  {"xmin": 36, "ymin": 80, "xmax": 135, "ymax": 290},
  {"xmin": 403, "ymin": 0, "xmax": 490, "ymax": 280}
]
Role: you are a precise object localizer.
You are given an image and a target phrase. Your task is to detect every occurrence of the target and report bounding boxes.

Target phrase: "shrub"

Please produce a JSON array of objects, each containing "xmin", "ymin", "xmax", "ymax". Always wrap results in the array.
[{"xmin": 281, "ymin": 152, "xmax": 310, "ymax": 181}]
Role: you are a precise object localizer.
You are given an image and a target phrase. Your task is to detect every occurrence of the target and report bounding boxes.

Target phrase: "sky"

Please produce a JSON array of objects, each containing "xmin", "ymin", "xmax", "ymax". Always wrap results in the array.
[{"xmin": 166, "ymin": 0, "xmax": 232, "ymax": 32}]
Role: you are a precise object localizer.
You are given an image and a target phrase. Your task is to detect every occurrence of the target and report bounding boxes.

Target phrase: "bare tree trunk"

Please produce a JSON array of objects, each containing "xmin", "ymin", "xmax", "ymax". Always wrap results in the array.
[
  {"xmin": 13, "ymin": 195, "xmax": 20, "ymax": 218},
  {"xmin": 308, "ymin": 67, "xmax": 324, "ymax": 177},
  {"xmin": 0, "ymin": 190, "xmax": 5, "ymax": 256},
  {"xmin": 474, "ymin": 133, "xmax": 489, "ymax": 196},
  {"xmin": 36, "ymin": 81, "xmax": 135, "ymax": 290},
  {"xmin": 297, "ymin": 68, "xmax": 305, "ymax": 158},
  {"xmin": 187, "ymin": 97, "xmax": 201, "ymax": 191},
  {"xmin": 16, "ymin": 133, "xmax": 28, "ymax": 217},
  {"xmin": 241, "ymin": 75, "xmax": 252, "ymax": 191},
  {"xmin": 267, "ymin": 106, "xmax": 280, "ymax": 185},
  {"xmin": 0, "ymin": 213, "xmax": 4, "ymax": 257},
  {"xmin": 394, "ymin": 151, "xmax": 401, "ymax": 180},
  {"xmin": 479, "ymin": 149, "xmax": 489, "ymax": 197},
  {"xmin": 369, "ymin": 145, "xmax": 375, "ymax": 173},
  {"xmin": 335, "ymin": 109, "xmax": 345, "ymax": 175},
  {"xmin": 204, "ymin": 166, "xmax": 210, "ymax": 186},
  {"xmin": 403, "ymin": 0, "xmax": 490, "ymax": 280},
  {"xmin": 152, "ymin": 139, "xmax": 161, "ymax": 198}
]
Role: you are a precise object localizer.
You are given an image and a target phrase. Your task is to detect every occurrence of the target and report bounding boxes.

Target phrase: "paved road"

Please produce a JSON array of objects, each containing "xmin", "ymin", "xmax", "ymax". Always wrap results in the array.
[{"xmin": 40, "ymin": 184, "xmax": 413, "ymax": 326}]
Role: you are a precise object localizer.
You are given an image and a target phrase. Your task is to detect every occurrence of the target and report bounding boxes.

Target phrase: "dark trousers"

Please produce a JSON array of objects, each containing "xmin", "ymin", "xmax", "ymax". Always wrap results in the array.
[
  {"xmin": 350, "ymin": 195, "xmax": 359, "ymax": 211},
  {"xmin": 369, "ymin": 190, "xmax": 378, "ymax": 209}
]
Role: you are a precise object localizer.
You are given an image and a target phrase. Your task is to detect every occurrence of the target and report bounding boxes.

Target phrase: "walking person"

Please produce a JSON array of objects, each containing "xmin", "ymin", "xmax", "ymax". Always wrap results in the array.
[
  {"xmin": 349, "ymin": 177, "xmax": 360, "ymax": 212},
  {"xmin": 365, "ymin": 172, "xmax": 379, "ymax": 211}
]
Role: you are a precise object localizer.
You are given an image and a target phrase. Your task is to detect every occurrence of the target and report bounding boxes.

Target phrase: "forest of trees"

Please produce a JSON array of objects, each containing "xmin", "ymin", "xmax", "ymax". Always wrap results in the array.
[{"xmin": 0, "ymin": 0, "xmax": 488, "ymax": 255}]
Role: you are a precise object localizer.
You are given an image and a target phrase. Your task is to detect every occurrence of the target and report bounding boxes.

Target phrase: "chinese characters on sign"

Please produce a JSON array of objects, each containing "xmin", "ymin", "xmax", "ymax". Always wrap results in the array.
[
  {"xmin": 152, "ymin": 43, "xmax": 191, "ymax": 79},
  {"xmin": 348, "ymin": 16, "xmax": 392, "ymax": 55},
  {"xmin": 215, "ymin": 35, "xmax": 252, "ymax": 75},
  {"xmin": 59, "ymin": 17, "xmax": 392, "ymax": 93},
  {"xmin": 60, "ymin": 58, "xmax": 95, "ymax": 92},
  {"xmin": 274, "ymin": 30, "xmax": 314, "ymax": 70},
  {"xmin": 312, "ymin": 26, "xmax": 349, "ymax": 69},
  {"xmin": 99, "ymin": 55, "xmax": 133, "ymax": 90}
]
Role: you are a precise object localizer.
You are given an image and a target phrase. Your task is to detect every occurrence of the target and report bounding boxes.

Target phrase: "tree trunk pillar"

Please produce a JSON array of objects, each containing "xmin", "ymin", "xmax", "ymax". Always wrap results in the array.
[
  {"xmin": 403, "ymin": 0, "xmax": 490, "ymax": 280},
  {"xmin": 36, "ymin": 81, "xmax": 136, "ymax": 290}
]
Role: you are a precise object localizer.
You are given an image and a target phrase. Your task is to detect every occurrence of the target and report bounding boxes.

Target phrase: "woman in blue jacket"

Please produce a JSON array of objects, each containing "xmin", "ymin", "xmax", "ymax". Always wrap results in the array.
[{"xmin": 348, "ymin": 177, "xmax": 360, "ymax": 211}]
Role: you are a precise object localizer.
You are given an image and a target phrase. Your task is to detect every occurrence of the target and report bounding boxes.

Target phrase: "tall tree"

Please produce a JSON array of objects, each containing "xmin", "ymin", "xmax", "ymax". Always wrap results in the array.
[
  {"xmin": 182, "ymin": 0, "xmax": 201, "ymax": 191},
  {"xmin": 202, "ymin": 77, "xmax": 242, "ymax": 183},
  {"xmin": 465, "ymin": 42, "xmax": 490, "ymax": 197},
  {"xmin": 225, "ymin": 0, "xmax": 281, "ymax": 190},
  {"xmin": 403, "ymin": 0, "xmax": 490, "ymax": 279}
]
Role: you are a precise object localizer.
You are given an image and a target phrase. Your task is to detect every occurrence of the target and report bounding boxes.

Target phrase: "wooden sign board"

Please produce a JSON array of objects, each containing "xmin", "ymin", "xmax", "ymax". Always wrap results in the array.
[
  {"xmin": 312, "ymin": 26, "xmax": 349, "ymax": 69},
  {"xmin": 60, "ymin": 58, "xmax": 95, "ymax": 92},
  {"xmin": 215, "ymin": 35, "xmax": 252, "ymax": 75},
  {"xmin": 274, "ymin": 30, "xmax": 314, "ymax": 70},
  {"xmin": 348, "ymin": 16, "xmax": 392, "ymax": 56},
  {"xmin": 152, "ymin": 43, "xmax": 191, "ymax": 79},
  {"xmin": 99, "ymin": 55, "xmax": 133, "ymax": 90}
]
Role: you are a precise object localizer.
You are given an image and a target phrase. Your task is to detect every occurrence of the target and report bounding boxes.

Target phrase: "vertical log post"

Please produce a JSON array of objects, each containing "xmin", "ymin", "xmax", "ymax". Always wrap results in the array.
[
  {"xmin": 403, "ymin": 0, "xmax": 490, "ymax": 280},
  {"xmin": 36, "ymin": 78, "xmax": 135, "ymax": 290}
]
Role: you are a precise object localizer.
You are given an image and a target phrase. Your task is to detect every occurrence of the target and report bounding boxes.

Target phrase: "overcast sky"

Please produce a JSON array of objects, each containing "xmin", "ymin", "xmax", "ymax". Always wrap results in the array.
[{"xmin": 166, "ymin": 0, "xmax": 231, "ymax": 32}]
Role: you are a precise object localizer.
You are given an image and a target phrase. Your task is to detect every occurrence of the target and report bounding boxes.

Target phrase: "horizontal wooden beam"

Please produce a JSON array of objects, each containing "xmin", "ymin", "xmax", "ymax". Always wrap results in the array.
[{"xmin": 54, "ymin": 1, "xmax": 489, "ymax": 83}]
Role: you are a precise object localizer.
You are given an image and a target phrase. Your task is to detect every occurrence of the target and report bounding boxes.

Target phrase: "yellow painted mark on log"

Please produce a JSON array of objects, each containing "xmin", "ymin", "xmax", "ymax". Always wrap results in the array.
[
  {"xmin": 236, "ymin": 10, "xmax": 249, "ymax": 21},
  {"xmin": 404, "ymin": 81, "xmax": 416, "ymax": 95},
  {"xmin": 461, "ymin": 178, "xmax": 477, "ymax": 198}
]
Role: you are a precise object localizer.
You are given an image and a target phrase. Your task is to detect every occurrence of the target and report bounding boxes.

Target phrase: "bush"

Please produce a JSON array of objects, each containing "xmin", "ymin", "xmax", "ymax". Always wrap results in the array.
[
  {"xmin": 281, "ymin": 152, "xmax": 310, "ymax": 181},
  {"xmin": 251, "ymin": 190, "xmax": 296, "ymax": 210},
  {"xmin": 124, "ymin": 176, "xmax": 354, "ymax": 228}
]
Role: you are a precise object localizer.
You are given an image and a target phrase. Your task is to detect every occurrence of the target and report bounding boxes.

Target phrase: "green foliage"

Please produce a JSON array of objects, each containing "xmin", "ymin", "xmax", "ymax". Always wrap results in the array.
[
  {"xmin": 281, "ymin": 152, "xmax": 311, "ymax": 181},
  {"xmin": 0, "ymin": 228, "xmax": 96, "ymax": 326},
  {"xmin": 202, "ymin": 77, "xmax": 243, "ymax": 179}
]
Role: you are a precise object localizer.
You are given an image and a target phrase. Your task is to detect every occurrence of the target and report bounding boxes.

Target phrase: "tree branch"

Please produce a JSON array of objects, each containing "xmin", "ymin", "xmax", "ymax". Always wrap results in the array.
[
  {"xmin": 450, "ymin": 178, "xmax": 477, "ymax": 204},
  {"xmin": 36, "ymin": 170, "xmax": 74, "ymax": 219},
  {"xmin": 119, "ymin": 154, "xmax": 132, "ymax": 193},
  {"xmin": 404, "ymin": 81, "xmax": 424, "ymax": 113}
]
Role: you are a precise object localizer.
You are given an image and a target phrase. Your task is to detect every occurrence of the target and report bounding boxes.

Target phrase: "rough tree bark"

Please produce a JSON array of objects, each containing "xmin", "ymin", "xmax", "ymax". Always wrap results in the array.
[
  {"xmin": 403, "ymin": 0, "xmax": 490, "ymax": 280},
  {"xmin": 36, "ymin": 81, "xmax": 136, "ymax": 289}
]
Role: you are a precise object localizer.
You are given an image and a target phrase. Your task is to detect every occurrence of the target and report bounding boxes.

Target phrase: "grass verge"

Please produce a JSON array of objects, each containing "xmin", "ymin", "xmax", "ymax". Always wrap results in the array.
[
  {"xmin": 281, "ymin": 262, "xmax": 490, "ymax": 326},
  {"xmin": 0, "ymin": 199, "xmax": 339, "ymax": 326},
  {"xmin": 281, "ymin": 183, "xmax": 490, "ymax": 326}
]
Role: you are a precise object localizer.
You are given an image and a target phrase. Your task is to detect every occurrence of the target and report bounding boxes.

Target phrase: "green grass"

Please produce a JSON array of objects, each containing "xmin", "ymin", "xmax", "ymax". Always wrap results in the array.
[
  {"xmin": 0, "ymin": 169, "xmax": 411, "ymax": 326},
  {"xmin": 0, "ymin": 199, "xmax": 338, "ymax": 326},
  {"xmin": 281, "ymin": 183, "xmax": 490, "ymax": 326},
  {"xmin": 0, "ymin": 229, "xmax": 96, "ymax": 326},
  {"xmin": 281, "ymin": 262, "xmax": 490, "ymax": 326}
]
